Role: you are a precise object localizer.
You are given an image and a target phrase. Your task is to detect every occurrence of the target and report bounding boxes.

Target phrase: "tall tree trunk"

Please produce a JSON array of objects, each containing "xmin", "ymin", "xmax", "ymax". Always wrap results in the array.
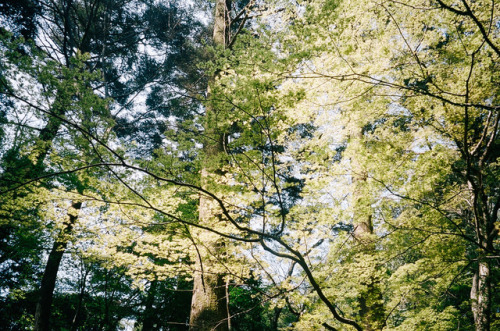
[
  {"xmin": 466, "ymin": 142, "xmax": 496, "ymax": 331},
  {"xmin": 34, "ymin": 202, "xmax": 82, "ymax": 331},
  {"xmin": 469, "ymin": 188, "xmax": 494, "ymax": 331},
  {"xmin": 189, "ymin": 1, "xmax": 231, "ymax": 330},
  {"xmin": 2, "ymin": 93, "xmax": 73, "ymax": 331},
  {"xmin": 471, "ymin": 259, "xmax": 491, "ymax": 331},
  {"xmin": 189, "ymin": 173, "xmax": 230, "ymax": 331}
]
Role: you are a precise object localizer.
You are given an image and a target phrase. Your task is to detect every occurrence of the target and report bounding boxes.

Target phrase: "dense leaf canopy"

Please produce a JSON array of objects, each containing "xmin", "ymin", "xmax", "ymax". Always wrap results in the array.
[{"xmin": 0, "ymin": 0, "xmax": 498, "ymax": 330}]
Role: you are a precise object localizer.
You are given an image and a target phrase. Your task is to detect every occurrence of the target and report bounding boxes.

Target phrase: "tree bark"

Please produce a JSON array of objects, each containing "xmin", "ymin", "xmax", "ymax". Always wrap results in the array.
[
  {"xmin": 34, "ymin": 201, "xmax": 82, "ymax": 331},
  {"xmin": 189, "ymin": 1, "xmax": 231, "ymax": 330},
  {"xmin": 471, "ymin": 260, "xmax": 491, "ymax": 331},
  {"xmin": 469, "ymin": 189, "xmax": 493, "ymax": 331},
  {"xmin": 190, "ymin": 266, "xmax": 228, "ymax": 331},
  {"xmin": 7, "ymin": 91, "xmax": 73, "ymax": 331},
  {"xmin": 189, "ymin": 192, "xmax": 229, "ymax": 331}
]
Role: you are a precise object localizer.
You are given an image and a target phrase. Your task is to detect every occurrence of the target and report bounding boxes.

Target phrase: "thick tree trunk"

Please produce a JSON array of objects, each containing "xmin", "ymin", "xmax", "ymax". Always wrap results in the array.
[
  {"xmin": 189, "ymin": 1, "xmax": 232, "ymax": 330},
  {"xmin": 34, "ymin": 202, "xmax": 81, "ymax": 331},
  {"xmin": 189, "ymin": 187, "xmax": 229, "ymax": 330},
  {"xmin": 471, "ymin": 260, "xmax": 491, "ymax": 331},
  {"xmin": 190, "ymin": 266, "xmax": 228, "ymax": 331}
]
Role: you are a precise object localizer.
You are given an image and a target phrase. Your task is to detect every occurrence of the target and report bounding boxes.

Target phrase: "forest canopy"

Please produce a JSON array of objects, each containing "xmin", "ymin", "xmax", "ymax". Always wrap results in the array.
[{"xmin": 0, "ymin": 0, "xmax": 498, "ymax": 330}]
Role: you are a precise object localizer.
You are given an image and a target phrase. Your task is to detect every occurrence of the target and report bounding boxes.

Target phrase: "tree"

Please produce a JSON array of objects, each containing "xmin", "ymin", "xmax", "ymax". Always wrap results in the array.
[
  {"xmin": 188, "ymin": 1, "xmax": 236, "ymax": 329},
  {"xmin": 1, "ymin": 1, "xmax": 206, "ymax": 330},
  {"xmin": 287, "ymin": 0, "xmax": 499, "ymax": 329},
  {"xmin": 1, "ymin": 0, "xmax": 498, "ymax": 330}
]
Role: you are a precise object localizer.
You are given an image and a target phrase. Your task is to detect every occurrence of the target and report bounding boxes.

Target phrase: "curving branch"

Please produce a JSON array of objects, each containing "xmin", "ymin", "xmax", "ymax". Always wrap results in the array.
[{"xmin": 435, "ymin": 0, "xmax": 500, "ymax": 58}]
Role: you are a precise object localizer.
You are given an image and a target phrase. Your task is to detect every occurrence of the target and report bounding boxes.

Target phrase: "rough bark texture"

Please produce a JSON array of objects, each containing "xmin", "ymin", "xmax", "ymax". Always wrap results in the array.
[
  {"xmin": 34, "ymin": 202, "xmax": 82, "ymax": 331},
  {"xmin": 465, "ymin": 112, "xmax": 497, "ymax": 331},
  {"xmin": 471, "ymin": 260, "xmax": 491, "ymax": 331},
  {"xmin": 189, "ymin": 1, "xmax": 231, "ymax": 330},
  {"xmin": 189, "ymin": 185, "xmax": 230, "ymax": 331},
  {"xmin": 470, "ymin": 191, "xmax": 494, "ymax": 331},
  {"xmin": 190, "ymin": 267, "xmax": 228, "ymax": 331}
]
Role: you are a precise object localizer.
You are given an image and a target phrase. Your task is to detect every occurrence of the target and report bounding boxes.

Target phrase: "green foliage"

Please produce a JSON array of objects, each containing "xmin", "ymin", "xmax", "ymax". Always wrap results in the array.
[
  {"xmin": 229, "ymin": 277, "xmax": 275, "ymax": 331},
  {"xmin": 1, "ymin": 0, "xmax": 498, "ymax": 330},
  {"xmin": 285, "ymin": 0, "xmax": 499, "ymax": 329}
]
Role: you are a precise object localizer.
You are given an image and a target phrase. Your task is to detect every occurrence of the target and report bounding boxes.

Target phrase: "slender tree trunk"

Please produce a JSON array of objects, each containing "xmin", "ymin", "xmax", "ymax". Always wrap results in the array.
[
  {"xmin": 104, "ymin": 271, "xmax": 111, "ymax": 331},
  {"xmin": 34, "ymin": 202, "xmax": 82, "ymax": 331},
  {"xmin": 471, "ymin": 259, "xmax": 491, "ymax": 331},
  {"xmin": 71, "ymin": 266, "xmax": 89, "ymax": 331},
  {"xmin": 14, "ymin": 97, "xmax": 74, "ymax": 331},
  {"xmin": 470, "ymin": 198, "xmax": 493, "ymax": 331},
  {"xmin": 189, "ymin": 1, "xmax": 231, "ymax": 330},
  {"xmin": 467, "ymin": 166, "xmax": 495, "ymax": 331},
  {"xmin": 225, "ymin": 277, "xmax": 231, "ymax": 330}
]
